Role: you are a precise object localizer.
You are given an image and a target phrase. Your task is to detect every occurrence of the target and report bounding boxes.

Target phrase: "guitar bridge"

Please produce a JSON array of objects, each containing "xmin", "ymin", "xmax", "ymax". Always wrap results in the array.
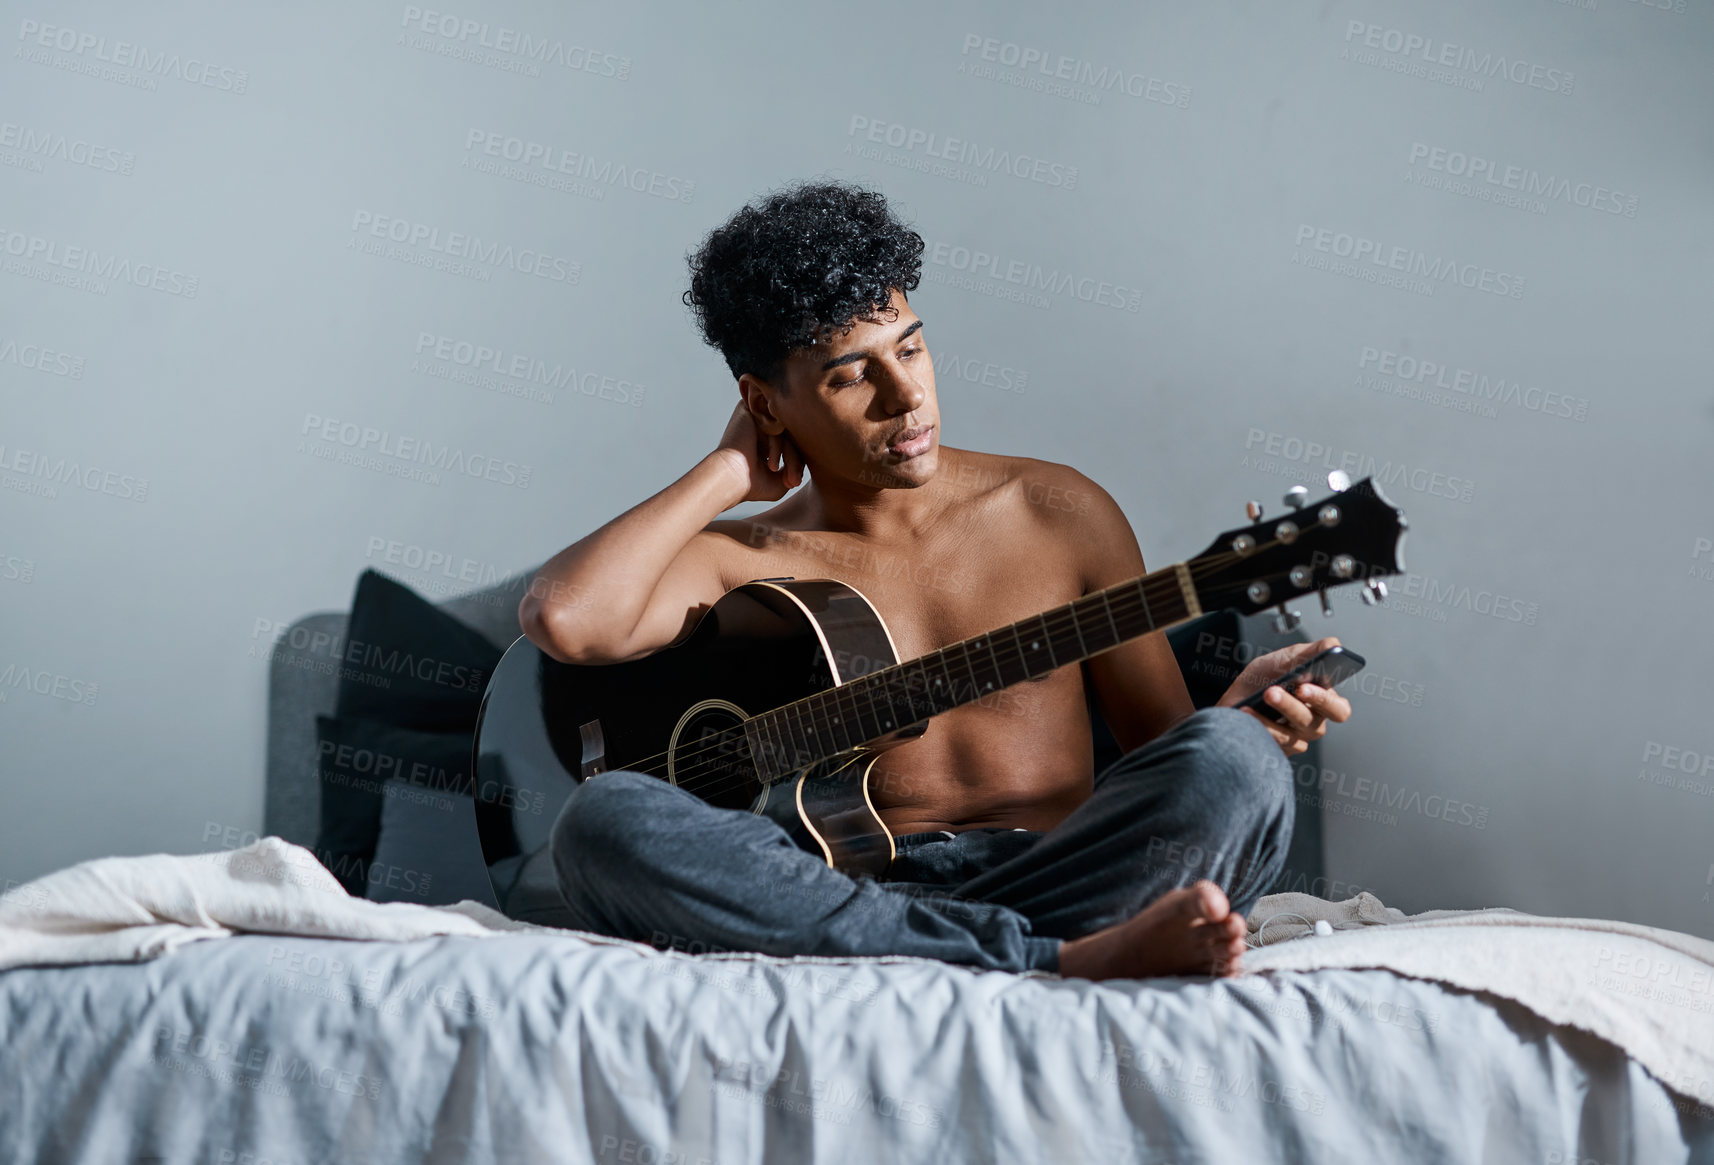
[{"xmin": 579, "ymin": 719, "xmax": 606, "ymax": 779}]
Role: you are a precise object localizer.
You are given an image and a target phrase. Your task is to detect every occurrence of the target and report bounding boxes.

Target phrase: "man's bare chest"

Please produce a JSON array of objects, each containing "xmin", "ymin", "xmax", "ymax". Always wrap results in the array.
[{"xmin": 728, "ymin": 519, "xmax": 1078, "ymax": 665}]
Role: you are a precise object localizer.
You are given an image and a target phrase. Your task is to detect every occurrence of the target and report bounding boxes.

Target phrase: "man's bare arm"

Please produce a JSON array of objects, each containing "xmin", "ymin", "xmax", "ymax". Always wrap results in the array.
[
  {"xmin": 519, "ymin": 399, "xmax": 805, "ymax": 665},
  {"xmin": 1064, "ymin": 470, "xmax": 1199, "ymax": 751}
]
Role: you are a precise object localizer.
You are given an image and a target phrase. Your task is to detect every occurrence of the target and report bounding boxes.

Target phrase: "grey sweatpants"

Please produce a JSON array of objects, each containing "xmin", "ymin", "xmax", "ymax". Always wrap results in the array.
[{"xmin": 549, "ymin": 706, "xmax": 1293, "ymax": 975}]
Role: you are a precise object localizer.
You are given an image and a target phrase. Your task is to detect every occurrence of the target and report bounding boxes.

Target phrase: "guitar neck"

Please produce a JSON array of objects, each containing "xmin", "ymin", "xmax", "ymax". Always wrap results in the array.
[{"xmin": 745, "ymin": 562, "xmax": 1203, "ymax": 782}]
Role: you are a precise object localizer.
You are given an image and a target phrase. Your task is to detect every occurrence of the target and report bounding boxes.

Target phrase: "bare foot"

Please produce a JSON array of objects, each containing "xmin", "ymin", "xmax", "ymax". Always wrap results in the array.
[{"xmin": 1056, "ymin": 881, "xmax": 1248, "ymax": 981}]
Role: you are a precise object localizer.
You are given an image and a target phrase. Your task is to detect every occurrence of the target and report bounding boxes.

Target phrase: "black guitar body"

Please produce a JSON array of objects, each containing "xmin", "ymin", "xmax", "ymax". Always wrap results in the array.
[{"xmin": 473, "ymin": 579, "xmax": 919, "ymax": 923}]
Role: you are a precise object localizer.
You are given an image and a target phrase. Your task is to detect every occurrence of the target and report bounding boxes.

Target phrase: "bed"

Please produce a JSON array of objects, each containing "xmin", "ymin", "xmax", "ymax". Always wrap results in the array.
[
  {"xmin": 4, "ymin": 899, "xmax": 1712, "ymax": 1163},
  {"xmin": 3, "ymin": 570, "xmax": 1711, "ymax": 1163}
]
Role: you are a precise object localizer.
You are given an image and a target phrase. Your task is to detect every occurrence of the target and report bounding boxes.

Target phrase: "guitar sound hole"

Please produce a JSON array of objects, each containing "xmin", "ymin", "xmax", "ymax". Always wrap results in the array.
[{"xmin": 671, "ymin": 707, "xmax": 759, "ymax": 811}]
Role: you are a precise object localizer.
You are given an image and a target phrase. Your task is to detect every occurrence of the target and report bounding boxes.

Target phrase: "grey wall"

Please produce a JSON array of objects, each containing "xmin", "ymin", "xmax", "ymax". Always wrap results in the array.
[{"xmin": 2, "ymin": 0, "xmax": 1709, "ymax": 937}]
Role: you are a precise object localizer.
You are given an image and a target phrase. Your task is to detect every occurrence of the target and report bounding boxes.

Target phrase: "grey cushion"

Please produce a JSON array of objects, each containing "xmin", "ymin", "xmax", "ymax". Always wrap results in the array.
[
  {"xmin": 264, "ymin": 570, "xmax": 534, "ymax": 847},
  {"xmin": 368, "ymin": 782, "xmax": 501, "ymax": 908}
]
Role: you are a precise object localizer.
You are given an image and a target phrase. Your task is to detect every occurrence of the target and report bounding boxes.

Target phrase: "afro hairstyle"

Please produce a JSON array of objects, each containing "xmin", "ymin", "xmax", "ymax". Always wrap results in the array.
[{"xmin": 682, "ymin": 179, "xmax": 925, "ymax": 388}]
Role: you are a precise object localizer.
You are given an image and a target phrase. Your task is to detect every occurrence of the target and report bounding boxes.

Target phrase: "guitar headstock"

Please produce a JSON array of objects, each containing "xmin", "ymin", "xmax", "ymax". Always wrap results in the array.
[{"xmin": 1188, "ymin": 475, "xmax": 1408, "ymax": 625}]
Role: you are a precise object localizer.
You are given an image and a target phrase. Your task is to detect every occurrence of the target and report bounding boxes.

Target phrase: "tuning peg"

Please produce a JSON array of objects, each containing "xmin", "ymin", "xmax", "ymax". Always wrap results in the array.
[
  {"xmin": 1318, "ymin": 589, "xmax": 1334, "ymax": 617},
  {"xmin": 1283, "ymin": 486, "xmax": 1308, "ymax": 510},
  {"xmin": 1327, "ymin": 470, "xmax": 1351, "ymax": 491},
  {"xmin": 1272, "ymin": 604, "xmax": 1303, "ymax": 633},
  {"xmin": 1245, "ymin": 500, "xmax": 1263, "ymax": 521},
  {"xmin": 1360, "ymin": 579, "xmax": 1389, "ymax": 606}
]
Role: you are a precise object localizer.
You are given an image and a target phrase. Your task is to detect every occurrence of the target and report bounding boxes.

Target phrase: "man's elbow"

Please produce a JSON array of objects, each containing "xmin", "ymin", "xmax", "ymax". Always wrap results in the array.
[{"xmin": 518, "ymin": 590, "xmax": 619, "ymax": 665}]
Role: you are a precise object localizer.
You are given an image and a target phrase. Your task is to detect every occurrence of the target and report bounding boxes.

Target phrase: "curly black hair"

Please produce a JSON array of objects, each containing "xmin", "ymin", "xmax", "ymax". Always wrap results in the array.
[{"xmin": 683, "ymin": 179, "xmax": 925, "ymax": 388}]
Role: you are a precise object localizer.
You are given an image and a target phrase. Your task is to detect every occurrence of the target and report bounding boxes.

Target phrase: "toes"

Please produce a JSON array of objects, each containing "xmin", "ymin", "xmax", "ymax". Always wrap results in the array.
[
  {"xmin": 1213, "ymin": 937, "xmax": 1246, "ymax": 977},
  {"xmin": 1179, "ymin": 879, "xmax": 1230, "ymax": 923}
]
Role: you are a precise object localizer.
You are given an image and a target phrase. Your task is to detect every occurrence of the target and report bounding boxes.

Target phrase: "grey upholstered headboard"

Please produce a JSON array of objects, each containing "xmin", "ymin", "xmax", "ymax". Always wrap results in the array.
[{"xmin": 262, "ymin": 569, "xmax": 535, "ymax": 846}]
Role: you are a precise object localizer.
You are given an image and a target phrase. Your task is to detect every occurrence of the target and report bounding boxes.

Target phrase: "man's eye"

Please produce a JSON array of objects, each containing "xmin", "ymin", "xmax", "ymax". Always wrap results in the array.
[
  {"xmin": 899, "ymin": 346, "xmax": 920, "ymax": 359},
  {"xmin": 830, "ymin": 373, "xmax": 862, "ymax": 388}
]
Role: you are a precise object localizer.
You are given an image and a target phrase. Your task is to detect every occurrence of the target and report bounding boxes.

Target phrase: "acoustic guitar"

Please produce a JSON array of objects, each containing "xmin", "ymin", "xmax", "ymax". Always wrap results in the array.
[{"xmin": 471, "ymin": 475, "xmax": 1406, "ymax": 913}]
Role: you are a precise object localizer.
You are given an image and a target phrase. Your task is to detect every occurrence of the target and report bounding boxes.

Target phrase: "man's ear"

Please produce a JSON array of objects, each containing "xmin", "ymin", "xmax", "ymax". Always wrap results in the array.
[{"xmin": 737, "ymin": 372, "xmax": 787, "ymax": 436}]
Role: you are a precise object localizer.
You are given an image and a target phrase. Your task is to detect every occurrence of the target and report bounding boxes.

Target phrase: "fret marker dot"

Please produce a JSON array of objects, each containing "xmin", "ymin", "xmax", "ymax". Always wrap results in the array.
[
  {"xmin": 1031, "ymin": 641, "xmax": 1040, "ymax": 649},
  {"xmin": 986, "ymin": 682, "xmax": 994, "ymax": 690},
  {"xmin": 885, "ymin": 720, "xmax": 892, "ymax": 727}
]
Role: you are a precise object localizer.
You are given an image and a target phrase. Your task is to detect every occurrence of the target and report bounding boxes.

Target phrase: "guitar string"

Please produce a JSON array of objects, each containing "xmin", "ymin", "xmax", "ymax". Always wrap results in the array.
[
  {"xmin": 608, "ymin": 523, "xmax": 1320, "ymax": 801},
  {"xmin": 567, "ymin": 515, "xmax": 1343, "ymax": 799},
  {"xmin": 630, "ymin": 528, "xmax": 1315, "ymax": 802},
  {"xmin": 627, "ymin": 568, "xmax": 1202, "ymax": 800}
]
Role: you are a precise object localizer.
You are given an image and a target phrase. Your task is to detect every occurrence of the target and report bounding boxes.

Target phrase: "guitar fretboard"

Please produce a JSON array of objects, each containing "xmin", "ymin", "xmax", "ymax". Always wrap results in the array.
[{"xmin": 744, "ymin": 563, "xmax": 1200, "ymax": 781}]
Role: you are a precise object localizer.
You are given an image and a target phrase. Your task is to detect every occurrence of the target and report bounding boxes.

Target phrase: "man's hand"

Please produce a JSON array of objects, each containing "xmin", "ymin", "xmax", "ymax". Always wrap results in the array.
[
  {"xmin": 1215, "ymin": 636, "xmax": 1353, "ymax": 756},
  {"xmin": 712, "ymin": 400, "xmax": 804, "ymax": 503}
]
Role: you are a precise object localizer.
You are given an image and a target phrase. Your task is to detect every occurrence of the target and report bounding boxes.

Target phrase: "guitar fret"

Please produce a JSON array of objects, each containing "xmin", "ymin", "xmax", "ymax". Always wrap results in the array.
[
  {"xmin": 862, "ymin": 672, "xmax": 895, "ymax": 734},
  {"xmin": 1035, "ymin": 613, "xmax": 1060, "ymax": 669},
  {"xmin": 982, "ymin": 635, "xmax": 1005, "ymax": 694},
  {"xmin": 887, "ymin": 665, "xmax": 908, "ymax": 728},
  {"xmin": 788, "ymin": 702, "xmax": 812, "ymax": 769},
  {"xmin": 806, "ymin": 691, "xmax": 840, "ymax": 757},
  {"xmin": 774, "ymin": 707, "xmax": 795, "ymax": 773},
  {"xmin": 1008, "ymin": 623, "xmax": 1034, "ymax": 681},
  {"xmin": 766, "ymin": 712, "xmax": 790, "ymax": 777},
  {"xmin": 959, "ymin": 640, "xmax": 981, "ymax": 706},
  {"xmin": 1066, "ymin": 602, "xmax": 1090, "ymax": 658},
  {"xmin": 836, "ymin": 679, "xmax": 861, "ymax": 752},
  {"xmin": 932, "ymin": 654, "xmax": 959, "ymax": 709},
  {"xmin": 1100, "ymin": 593, "xmax": 1123, "ymax": 649},
  {"xmin": 841, "ymin": 679, "xmax": 867, "ymax": 746},
  {"xmin": 906, "ymin": 659, "xmax": 931, "ymax": 724}
]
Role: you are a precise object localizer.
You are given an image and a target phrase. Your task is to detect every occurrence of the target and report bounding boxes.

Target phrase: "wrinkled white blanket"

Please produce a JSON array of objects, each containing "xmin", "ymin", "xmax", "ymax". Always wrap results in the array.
[
  {"xmin": 0, "ymin": 837, "xmax": 524, "ymax": 971},
  {"xmin": 4, "ymin": 839, "xmax": 1712, "ymax": 1111},
  {"xmin": 1244, "ymin": 891, "xmax": 1714, "ymax": 1112}
]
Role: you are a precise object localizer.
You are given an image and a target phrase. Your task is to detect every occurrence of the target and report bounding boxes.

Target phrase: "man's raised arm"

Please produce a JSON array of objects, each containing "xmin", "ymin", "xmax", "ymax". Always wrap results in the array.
[{"xmin": 518, "ymin": 400, "xmax": 804, "ymax": 665}]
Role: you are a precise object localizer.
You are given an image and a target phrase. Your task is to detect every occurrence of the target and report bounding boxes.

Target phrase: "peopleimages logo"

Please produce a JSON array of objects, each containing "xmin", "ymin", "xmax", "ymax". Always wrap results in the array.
[
  {"xmin": 298, "ymin": 413, "xmax": 532, "ymax": 490},
  {"xmin": 1357, "ymin": 346, "xmax": 1589, "ymax": 422},
  {"xmin": 1394, "ymin": 571, "xmax": 1540, "ymax": 625},
  {"xmin": 0, "ymin": 225, "xmax": 199, "ymax": 297},
  {"xmin": 1691, "ymin": 538, "xmax": 1714, "ymax": 583},
  {"xmin": 15, "ymin": 19, "xmax": 250, "ymax": 93},
  {"xmin": 956, "ymin": 33, "xmax": 1190, "ymax": 109},
  {"xmin": 0, "ymin": 120, "xmax": 136, "ymax": 175},
  {"xmin": 348, "ymin": 211, "xmax": 579, "ymax": 284},
  {"xmin": 1242, "ymin": 428, "xmax": 1476, "ymax": 504},
  {"xmin": 1341, "ymin": 22, "xmax": 1574, "ymax": 95},
  {"xmin": 0, "ymin": 662, "xmax": 98, "ymax": 706},
  {"xmin": 398, "ymin": 6, "xmax": 630, "ymax": 79},
  {"xmin": 1407, "ymin": 142, "xmax": 1637, "ymax": 218},
  {"xmin": 0, "ymin": 336, "xmax": 86, "ymax": 379},
  {"xmin": 412, "ymin": 332, "xmax": 646, "ymax": 407},
  {"xmin": 0, "ymin": 442, "xmax": 149, "ymax": 502},
  {"xmin": 924, "ymin": 240, "xmax": 1142, "ymax": 312},
  {"xmin": 462, "ymin": 129, "xmax": 693, "ymax": 203},
  {"xmin": 1293, "ymin": 225, "xmax": 1525, "ymax": 300},
  {"xmin": 845, "ymin": 116, "xmax": 1078, "ymax": 190}
]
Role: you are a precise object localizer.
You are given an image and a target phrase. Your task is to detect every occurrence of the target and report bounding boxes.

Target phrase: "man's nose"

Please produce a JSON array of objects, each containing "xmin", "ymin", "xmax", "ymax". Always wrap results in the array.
[{"xmin": 877, "ymin": 358, "xmax": 927, "ymax": 413}]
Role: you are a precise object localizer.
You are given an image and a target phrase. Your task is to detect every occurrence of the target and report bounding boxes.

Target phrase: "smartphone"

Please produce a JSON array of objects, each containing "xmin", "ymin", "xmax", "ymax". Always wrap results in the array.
[{"xmin": 1234, "ymin": 646, "xmax": 1366, "ymax": 724}]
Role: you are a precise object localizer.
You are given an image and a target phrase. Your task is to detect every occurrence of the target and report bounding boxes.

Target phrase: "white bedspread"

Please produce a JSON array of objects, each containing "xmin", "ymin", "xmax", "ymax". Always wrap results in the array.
[
  {"xmin": 0, "ymin": 837, "xmax": 511, "ymax": 970},
  {"xmin": 4, "ymin": 838, "xmax": 1711, "ymax": 1112},
  {"xmin": 1245, "ymin": 891, "xmax": 1714, "ymax": 1111}
]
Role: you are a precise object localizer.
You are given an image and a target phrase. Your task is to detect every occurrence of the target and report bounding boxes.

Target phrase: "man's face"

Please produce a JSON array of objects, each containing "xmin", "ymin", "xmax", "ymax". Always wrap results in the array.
[{"xmin": 770, "ymin": 288, "xmax": 940, "ymax": 489}]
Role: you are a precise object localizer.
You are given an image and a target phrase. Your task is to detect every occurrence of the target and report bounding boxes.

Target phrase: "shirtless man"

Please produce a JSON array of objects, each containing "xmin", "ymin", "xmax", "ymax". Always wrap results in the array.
[{"xmin": 519, "ymin": 181, "xmax": 1350, "ymax": 981}]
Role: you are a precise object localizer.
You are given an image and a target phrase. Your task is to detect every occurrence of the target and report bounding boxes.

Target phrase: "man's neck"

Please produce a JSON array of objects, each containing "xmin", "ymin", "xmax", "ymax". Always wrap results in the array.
[{"xmin": 796, "ymin": 445, "xmax": 961, "ymax": 543}]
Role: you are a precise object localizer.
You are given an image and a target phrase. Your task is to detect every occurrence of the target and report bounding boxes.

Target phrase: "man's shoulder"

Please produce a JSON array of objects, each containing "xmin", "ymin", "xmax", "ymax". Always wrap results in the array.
[
  {"xmin": 941, "ymin": 448, "xmax": 1084, "ymax": 500},
  {"xmin": 974, "ymin": 453, "xmax": 1116, "ymax": 524}
]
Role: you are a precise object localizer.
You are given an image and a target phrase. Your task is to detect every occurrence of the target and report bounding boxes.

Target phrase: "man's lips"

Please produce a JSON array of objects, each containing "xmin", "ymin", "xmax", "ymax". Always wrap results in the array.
[{"xmin": 887, "ymin": 424, "xmax": 935, "ymax": 455}]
